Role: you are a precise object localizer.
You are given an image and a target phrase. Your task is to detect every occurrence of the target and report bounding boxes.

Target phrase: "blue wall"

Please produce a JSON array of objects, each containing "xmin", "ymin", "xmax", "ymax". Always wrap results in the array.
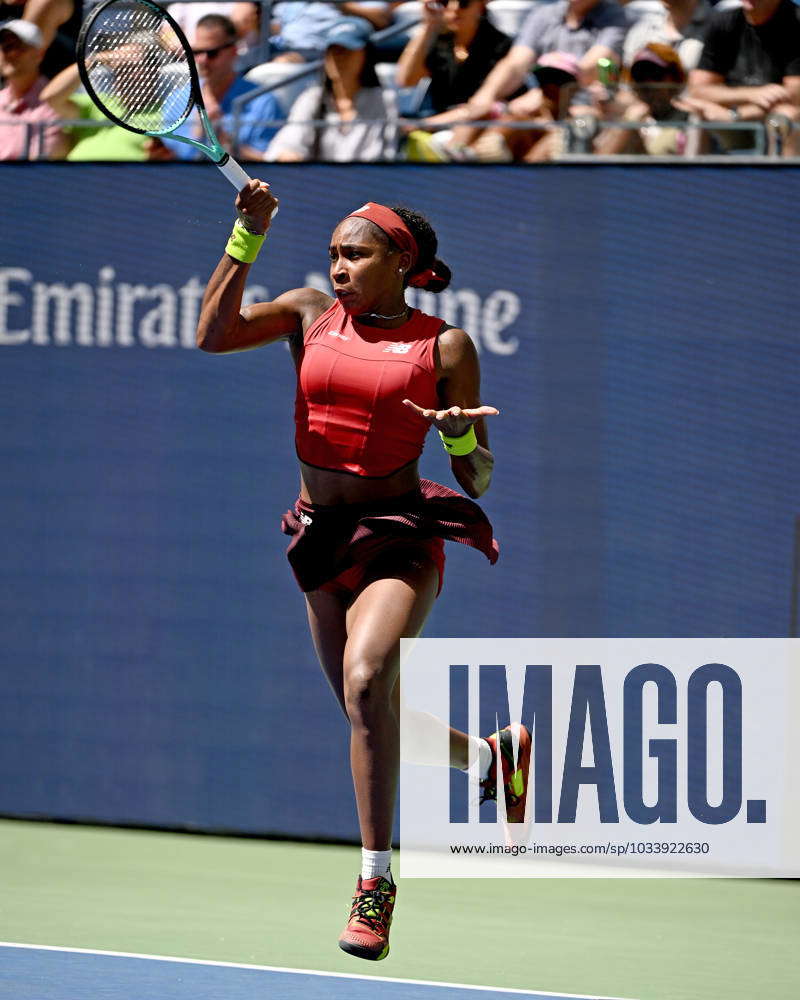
[{"xmin": 1, "ymin": 164, "xmax": 798, "ymax": 838}]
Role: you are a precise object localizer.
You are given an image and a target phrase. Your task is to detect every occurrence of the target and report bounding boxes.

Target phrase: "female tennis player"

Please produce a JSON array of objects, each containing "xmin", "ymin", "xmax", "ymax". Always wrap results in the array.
[{"xmin": 196, "ymin": 180, "xmax": 531, "ymax": 961}]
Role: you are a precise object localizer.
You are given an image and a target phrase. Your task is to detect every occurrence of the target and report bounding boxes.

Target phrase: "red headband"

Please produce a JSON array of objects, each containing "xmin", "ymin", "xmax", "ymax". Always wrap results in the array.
[{"xmin": 346, "ymin": 202, "xmax": 439, "ymax": 289}]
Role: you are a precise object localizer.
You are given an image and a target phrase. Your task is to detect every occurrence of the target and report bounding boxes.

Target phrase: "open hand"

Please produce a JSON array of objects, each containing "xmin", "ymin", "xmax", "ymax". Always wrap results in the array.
[{"xmin": 402, "ymin": 400, "xmax": 499, "ymax": 439}]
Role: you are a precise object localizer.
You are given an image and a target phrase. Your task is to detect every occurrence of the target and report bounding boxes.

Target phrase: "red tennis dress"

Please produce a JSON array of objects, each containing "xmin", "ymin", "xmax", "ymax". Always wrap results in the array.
[{"xmin": 282, "ymin": 301, "xmax": 498, "ymax": 593}]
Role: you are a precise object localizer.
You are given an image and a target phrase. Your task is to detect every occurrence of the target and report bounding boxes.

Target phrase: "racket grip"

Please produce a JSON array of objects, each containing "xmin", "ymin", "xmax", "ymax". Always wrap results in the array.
[
  {"xmin": 217, "ymin": 156, "xmax": 278, "ymax": 217},
  {"xmin": 217, "ymin": 155, "xmax": 251, "ymax": 191}
]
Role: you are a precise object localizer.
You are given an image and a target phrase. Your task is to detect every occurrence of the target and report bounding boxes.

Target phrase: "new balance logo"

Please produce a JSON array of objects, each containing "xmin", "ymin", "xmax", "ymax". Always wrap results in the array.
[
  {"xmin": 383, "ymin": 343, "xmax": 412, "ymax": 354},
  {"xmin": 327, "ymin": 330, "xmax": 350, "ymax": 341}
]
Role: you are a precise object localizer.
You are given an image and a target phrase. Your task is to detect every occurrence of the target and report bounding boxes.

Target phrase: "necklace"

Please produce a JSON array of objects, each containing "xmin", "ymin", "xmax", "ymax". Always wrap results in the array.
[{"xmin": 360, "ymin": 307, "xmax": 409, "ymax": 321}]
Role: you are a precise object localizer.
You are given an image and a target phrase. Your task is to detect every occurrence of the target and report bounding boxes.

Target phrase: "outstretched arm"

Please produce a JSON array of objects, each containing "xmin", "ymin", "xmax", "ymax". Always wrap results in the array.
[
  {"xmin": 404, "ymin": 327, "xmax": 498, "ymax": 498},
  {"xmin": 196, "ymin": 180, "xmax": 332, "ymax": 354}
]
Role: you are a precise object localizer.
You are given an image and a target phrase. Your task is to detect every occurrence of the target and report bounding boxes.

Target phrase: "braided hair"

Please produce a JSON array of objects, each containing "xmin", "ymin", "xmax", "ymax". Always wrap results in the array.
[{"xmin": 390, "ymin": 207, "xmax": 452, "ymax": 293}]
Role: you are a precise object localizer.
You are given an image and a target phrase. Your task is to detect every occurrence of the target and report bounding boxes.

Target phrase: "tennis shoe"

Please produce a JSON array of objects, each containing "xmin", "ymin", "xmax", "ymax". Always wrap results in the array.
[
  {"xmin": 479, "ymin": 723, "xmax": 532, "ymax": 824},
  {"xmin": 338, "ymin": 874, "xmax": 396, "ymax": 961}
]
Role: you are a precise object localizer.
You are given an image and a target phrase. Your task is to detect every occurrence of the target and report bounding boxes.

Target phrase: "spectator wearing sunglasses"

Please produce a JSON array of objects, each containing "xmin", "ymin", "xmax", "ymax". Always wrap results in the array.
[
  {"xmin": 154, "ymin": 13, "xmax": 283, "ymax": 161},
  {"xmin": 396, "ymin": 0, "xmax": 522, "ymax": 118},
  {"xmin": 0, "ymin": 0, "xmax": 81, "ymax": 79},
  {"xmin": 167, "ymin": 3, "xmax": 261, "ymax": 68},
  {"xmin": 595, "ymin": 43, "xmax": 691, "ymax": 155},
  {"xmin": 421, "ymin": 0, "xmax": 626, "ymax": 160}
]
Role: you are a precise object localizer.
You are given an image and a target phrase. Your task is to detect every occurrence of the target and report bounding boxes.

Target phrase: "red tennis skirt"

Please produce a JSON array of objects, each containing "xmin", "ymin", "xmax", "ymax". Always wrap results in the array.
[{"xmin": 281, "ymin": 478, "xmax": 498, "ymax": 595}]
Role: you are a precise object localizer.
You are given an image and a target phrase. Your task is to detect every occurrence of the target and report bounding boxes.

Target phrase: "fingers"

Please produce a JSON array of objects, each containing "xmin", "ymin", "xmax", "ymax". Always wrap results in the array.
[
  {"xmin": 403, "ymin": 400, "xmax": 500, "ymax": 421},
  {"xmin": 235, "ymin": 179, "xmax": 279, "ymax": 232},
  {"xmin": 402, "ymin": 398, "xmax": 436, "ymax": 419}
]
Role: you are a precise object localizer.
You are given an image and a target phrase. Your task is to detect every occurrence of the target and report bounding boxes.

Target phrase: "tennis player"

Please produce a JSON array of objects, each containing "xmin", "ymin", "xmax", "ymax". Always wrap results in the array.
[{"xmin": 196, "ymin": 180, "xmax": 532, "ymax": 961}]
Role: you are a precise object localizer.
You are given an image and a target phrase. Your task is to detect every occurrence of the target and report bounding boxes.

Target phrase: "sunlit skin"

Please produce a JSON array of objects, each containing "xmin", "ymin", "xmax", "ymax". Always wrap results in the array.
[
  {"xmin": 738, "ymin": 0, "xmax": 781, "ymax": 25},
  {"xmin": 442, "ymin": 0, "xmax": 487, "ymax": 47},
  {"xmin": 328, "ymin": 219, "xmax": 412, "ymax": 321},
  {"xmin": 0, "ymin": 31, "xmax": 44, "ymax": 91},
  {"xmin": 196, "ymin": 181, "xmax": 500, "ymax": 853}
]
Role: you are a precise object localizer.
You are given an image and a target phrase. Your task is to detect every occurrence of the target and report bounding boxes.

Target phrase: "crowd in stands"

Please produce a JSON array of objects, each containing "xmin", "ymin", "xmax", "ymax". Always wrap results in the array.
[{"xmin": 1, "ymin": 0, "xmax": 799, "ymax": 161}]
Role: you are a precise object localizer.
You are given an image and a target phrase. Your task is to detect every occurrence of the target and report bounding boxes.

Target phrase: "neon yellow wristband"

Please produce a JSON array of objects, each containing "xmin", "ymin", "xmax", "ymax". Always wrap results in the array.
[
  {"xmin": 225, "ymin": 220, "xmax": 266, "ymax": 264},
  {"xmin": 439, "ymin": 425, "xmax": 478, "ymax": 456}
]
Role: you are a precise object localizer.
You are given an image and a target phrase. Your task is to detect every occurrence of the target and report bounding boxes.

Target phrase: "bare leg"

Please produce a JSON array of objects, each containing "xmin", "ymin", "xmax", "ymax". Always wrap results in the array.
[
  {"xmin": 343, "ymin": 560, "xmax": 439, "ymax": 850},
  {"xmin": 304, "ymin": 558, "xmax": 475, "ymax": 851},
  {"xmin": 305, "ymin": 587, "xmax": 350, "ymax": 717}
]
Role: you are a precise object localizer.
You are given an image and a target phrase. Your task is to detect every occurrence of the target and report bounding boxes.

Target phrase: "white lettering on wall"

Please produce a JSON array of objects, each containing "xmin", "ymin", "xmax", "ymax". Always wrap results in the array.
[
  {"xmin": 31, "ymin": 282, "xmax": 94, "ymax": 346},
  {"xmin": 0, "ymin": 268, "xmax": 522, "ymax": 356},
  {"xmin": 0, "ymin": 267, "xmax": 31, "ymax": 345}
]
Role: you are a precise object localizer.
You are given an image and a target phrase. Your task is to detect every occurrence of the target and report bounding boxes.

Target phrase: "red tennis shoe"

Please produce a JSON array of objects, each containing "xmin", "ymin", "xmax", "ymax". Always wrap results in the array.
[
  {"xmin": 338, "ymin": 874, "xmax": 396, "ymax": 961},
  {"xmin": 479, "ymin": 723, "xmax": 532, "ymax": 824}
]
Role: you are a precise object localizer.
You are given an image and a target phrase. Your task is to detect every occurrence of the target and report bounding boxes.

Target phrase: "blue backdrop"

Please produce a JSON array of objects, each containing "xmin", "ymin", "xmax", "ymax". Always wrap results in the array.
[{"xmin": 1, "ymin": 163, "xmax": 798, "ymax": 838}]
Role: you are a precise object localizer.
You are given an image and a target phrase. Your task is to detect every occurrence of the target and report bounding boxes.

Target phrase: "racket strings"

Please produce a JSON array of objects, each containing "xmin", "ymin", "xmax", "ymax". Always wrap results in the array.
[{"xmin": 83, "ymin": 1, "xmax": 192, "ymax": 133}]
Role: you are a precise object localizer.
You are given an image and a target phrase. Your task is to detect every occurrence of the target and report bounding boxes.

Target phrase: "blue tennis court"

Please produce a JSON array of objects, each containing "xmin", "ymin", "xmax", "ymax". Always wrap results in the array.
[{"xmin": 0, "ymin": 945, "xmax": 633, "ymax": 1000}]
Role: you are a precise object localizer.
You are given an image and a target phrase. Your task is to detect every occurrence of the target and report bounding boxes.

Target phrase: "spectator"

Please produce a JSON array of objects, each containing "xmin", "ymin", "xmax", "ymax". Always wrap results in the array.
[
  {"xmin": 0, "ymin": 18, "xmax": 65, "ymax": 159},
  {"xmin": 433, "ymin": 0, "xmax": 627, "ymax": 159},
  {"xmin": 157, "ymin": 14, "xmax": 283, "ymax": 161},
  {"xmin": 0, "ymin": 0, "xmax": 79, "ymax": 78},
  {"xmin": 265, "ymin": 46, "xmax": 397, "ymax": 160},
  {"xmin": 595, "ymin": 43, "xmax": 690, "ymax": 154},
  {"xmin": 167, "ymin": 3, "xmax": 261, "ymax": 68},
  {"xmin": 41, "ymin": 57, "xmax": 154, "ymax": 160},
  {"xmin": 688, "ymin": 0, "xmax": 800, "ymax": 154},
  {"xmin": 623, "ymin": 0, "xmax": 711, "ymax": 72},
  {"xmin": 463, "ymin": 0, "xmax": 628, "ymax": 121},
  {"xmin": 395, "ymin": 0, "xmax": 524, "ymax": 118},
  {"xmin": 269, "ymin": 2, "xmax": 391, "ymax": 118}
]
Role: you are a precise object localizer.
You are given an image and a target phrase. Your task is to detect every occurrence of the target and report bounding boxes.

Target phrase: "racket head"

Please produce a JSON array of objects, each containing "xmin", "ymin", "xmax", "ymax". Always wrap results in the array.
[{"xmin": 77, "ymin": 0, "xmax": 205, "ymax": 138}]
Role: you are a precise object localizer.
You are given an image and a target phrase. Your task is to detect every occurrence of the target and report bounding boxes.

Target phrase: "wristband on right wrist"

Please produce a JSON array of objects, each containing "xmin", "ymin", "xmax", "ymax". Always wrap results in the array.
[{"xmin": 225, "ymin": 219, "xmax": 266, "ymax": 264}]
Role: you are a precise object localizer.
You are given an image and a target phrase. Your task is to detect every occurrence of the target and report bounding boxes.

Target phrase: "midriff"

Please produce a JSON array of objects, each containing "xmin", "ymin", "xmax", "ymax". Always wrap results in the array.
[{"xmin": 298, "ymin": 458, "xmax": 422, "ymax": 506}]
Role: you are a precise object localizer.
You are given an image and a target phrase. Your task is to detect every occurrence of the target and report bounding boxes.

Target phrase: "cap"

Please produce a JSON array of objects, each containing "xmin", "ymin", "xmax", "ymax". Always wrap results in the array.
[
  {"xmin": 532, "ymin": 51, "xmax": 580, "ymax": 82},
  {"xmin": 630, "ymin": 44, "xmax": 683, "ymax": 72},
  {"xmin": 0, "ymin": 19, "xmax": 45, "ymax": 48},
  {"xmin": 628, "ymin": 43, "xmax": 684, "ymax": 84}
]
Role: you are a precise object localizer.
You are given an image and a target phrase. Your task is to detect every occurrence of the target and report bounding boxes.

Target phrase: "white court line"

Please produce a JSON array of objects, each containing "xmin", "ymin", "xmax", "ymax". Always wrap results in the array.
[{"xmin": 0, "ymin": 942, "xmax": 638, "ymax": 1000}]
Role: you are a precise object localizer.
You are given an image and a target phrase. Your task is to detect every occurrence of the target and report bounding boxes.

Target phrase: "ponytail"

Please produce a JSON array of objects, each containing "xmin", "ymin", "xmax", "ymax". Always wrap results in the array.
[{"xmin": 390, "ymin": 206, "xmax": 452, "ymax": 293}]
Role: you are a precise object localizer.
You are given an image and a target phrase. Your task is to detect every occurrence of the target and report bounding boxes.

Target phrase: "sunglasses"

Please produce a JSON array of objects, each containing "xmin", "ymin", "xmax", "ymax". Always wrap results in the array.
[
  {"xmin": 0, "ymin": 34, "xmax": 25, "ymax": 53},
  {"xmin": 191, "ymin": 41, "xmax": 235, "ymax": 59}
]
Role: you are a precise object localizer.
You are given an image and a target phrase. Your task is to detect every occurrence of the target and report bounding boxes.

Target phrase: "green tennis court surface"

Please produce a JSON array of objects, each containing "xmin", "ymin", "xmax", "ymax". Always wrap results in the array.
[{"xmin": 1, "ymin": 820, "xmax": 797, "ymax": 1000}]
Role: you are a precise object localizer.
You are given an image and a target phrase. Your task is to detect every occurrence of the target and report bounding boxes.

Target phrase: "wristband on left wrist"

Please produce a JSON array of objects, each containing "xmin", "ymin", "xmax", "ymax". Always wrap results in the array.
[{"xmin": 439, "ymin": 425, "xmax": 478, "ymax": 456}]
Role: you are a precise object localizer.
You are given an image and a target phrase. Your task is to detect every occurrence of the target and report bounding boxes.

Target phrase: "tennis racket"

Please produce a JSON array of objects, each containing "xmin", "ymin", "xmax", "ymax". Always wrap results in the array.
[{"xmin": 77, "ymin": 0, "xmax": 261, "ymax": 194}]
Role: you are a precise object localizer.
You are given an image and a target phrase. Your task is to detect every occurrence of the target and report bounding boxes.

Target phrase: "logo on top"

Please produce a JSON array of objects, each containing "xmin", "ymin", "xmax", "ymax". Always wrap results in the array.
[
  {"xmin": 327, "ymin": 330, "xmax": 350, "ymax": 341},
  {"xmin": 383, "ymin": 343, "xmax": 412, "ymax": 354}
]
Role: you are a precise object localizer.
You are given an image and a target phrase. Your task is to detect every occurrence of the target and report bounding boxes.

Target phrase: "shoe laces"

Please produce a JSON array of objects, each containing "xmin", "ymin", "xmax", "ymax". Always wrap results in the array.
[
  {"xmin": 349, "ymin": 880, "xmax": 393, "ymax": 933},
  {"xmin": 478, "ymin": 732, "xmax": 521, "ymax": 806}
]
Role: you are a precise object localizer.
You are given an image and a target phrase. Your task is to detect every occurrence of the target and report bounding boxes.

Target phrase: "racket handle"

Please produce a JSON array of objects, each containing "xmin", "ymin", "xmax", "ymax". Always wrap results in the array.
[
  {"xmin": 217, "ymin": 155, "xmax": 279, "ymax": 218},
  {"xmin": 217, "ymin": 154, "xmax": 252, "ymax": 191}
]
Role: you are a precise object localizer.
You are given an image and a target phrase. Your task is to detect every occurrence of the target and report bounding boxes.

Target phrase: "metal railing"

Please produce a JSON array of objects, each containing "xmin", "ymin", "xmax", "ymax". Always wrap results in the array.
[{"xmin": 4, "ymin": 113, "xmax": 798, "ymax": 162}]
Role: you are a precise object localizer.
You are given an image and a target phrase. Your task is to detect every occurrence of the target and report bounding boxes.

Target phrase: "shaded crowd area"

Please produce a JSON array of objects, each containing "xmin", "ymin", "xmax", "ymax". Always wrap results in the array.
[{"xmin": 1, "ymin": 0, "xmax": 799, "ymax": 161}]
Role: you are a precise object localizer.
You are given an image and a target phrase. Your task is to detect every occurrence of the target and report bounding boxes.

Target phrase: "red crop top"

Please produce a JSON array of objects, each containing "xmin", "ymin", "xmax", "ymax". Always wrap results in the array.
[{"xmin": 294, "ymin": 301, "xmax": 442, "ymax": 477}]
